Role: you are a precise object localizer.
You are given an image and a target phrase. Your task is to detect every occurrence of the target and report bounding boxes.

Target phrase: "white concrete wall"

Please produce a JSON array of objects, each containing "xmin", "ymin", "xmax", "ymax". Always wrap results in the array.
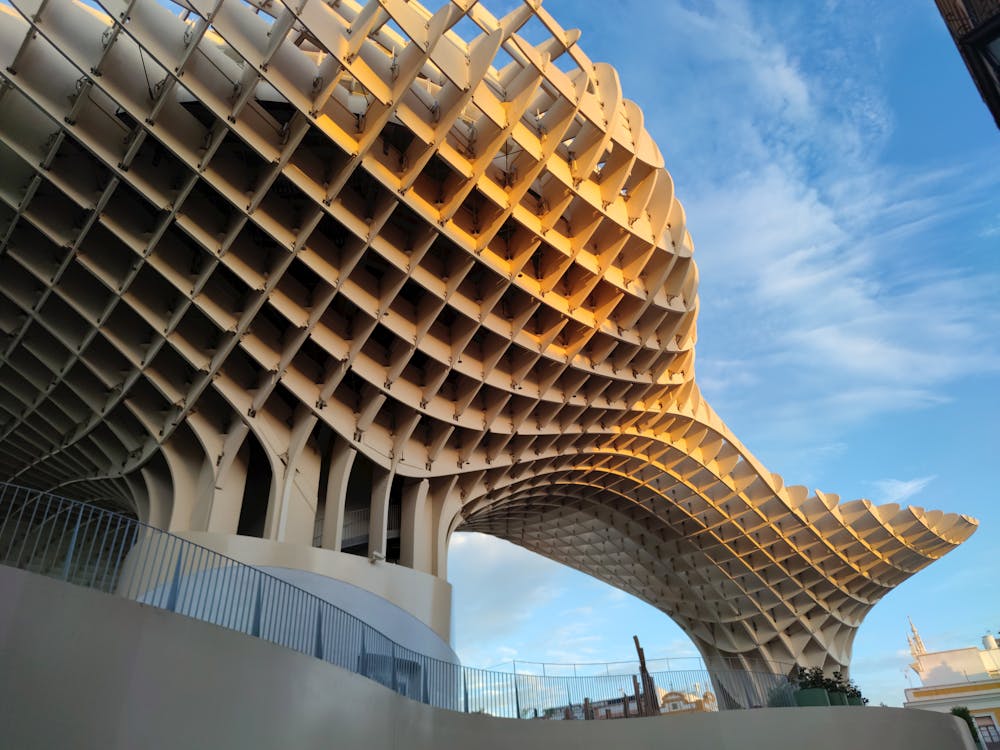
[
  {"xmin": 917, "ymin": 648, "xmax": 994, "ymax": 685},
  {"xmin": 118, "ymin": 546, "xmax": 459, "ymax": 667},
  {"xmin": 179, "ymin": 531, "xmax": 454, "ymax": 645},
  {"xmin": 0, "ymin": 566, "xmax": 977, "ymax": 750},
  {"xmin": 113, "ymin": 531, "xmax": 458, "ymax": 696},
  {"xmin": 257, "ymin": 565, "xmax": 459, "ymax": 664}
]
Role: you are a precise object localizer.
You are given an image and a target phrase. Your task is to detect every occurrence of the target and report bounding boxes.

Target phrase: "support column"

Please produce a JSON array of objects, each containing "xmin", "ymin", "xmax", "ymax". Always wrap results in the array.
[
  {"xmin": 206, "ymin": 441, "xmax": 250, "ymax": 534},
  {"xmin": 160, "ymin": 428, "xmax": 214, "ymax": 533},
  {"xmin": 321, "ymin": 436, "xmax": 356, "ymax": 552},
  {"xmin": 429, "ymin": 477, "xmax": 460, "ymax": 579},
  {"xmin": 368, "ymin": 465, "xmax": 393, "ymax": 559},
  {"xmin": 399, "ymin": 478, "xmax": 431, "ymax": 573},
  {"xmin": 139, "ymin": 463, "xmax": 173, "ymax": 529},
  {"xmin": 277, "ymin": 445, "xmax": 322, "ymax": 546},
  {"xmin": 274, "ymin": 410, "xmax": 320, "ymax": 545}
]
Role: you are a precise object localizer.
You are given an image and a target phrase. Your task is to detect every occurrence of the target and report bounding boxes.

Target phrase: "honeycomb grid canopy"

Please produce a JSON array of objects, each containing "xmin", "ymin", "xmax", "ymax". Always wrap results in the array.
[{"xmin": 0, "ymin": 0, "xmax": 977, "ymax": 675}]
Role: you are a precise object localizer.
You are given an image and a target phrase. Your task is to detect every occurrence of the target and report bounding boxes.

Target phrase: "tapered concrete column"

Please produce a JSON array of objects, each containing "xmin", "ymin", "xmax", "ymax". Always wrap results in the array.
[
  {"xmin": 261, "ymin": 449, "xmax": 283, "ymax": 541},
  {"xmin": 138, "ymin": 464, "xmax": 172, "ymax": 529},
  {"xmin": 399, "ymin": 478, "xmax": 431, "ymax": 573},
  {"xmin": 272, "ymin": 411, "xmax": 321, "ymax": 545},
  {"xmin": 321, "ymin": 437, "xmax": 357, "ymax": 552},
  {"xmin": 277, "ymin": 447, "xmax": 321, "ymax": 546},
  {"xmin": 160, "ymin": 430, "xmax": 214, "ymax": 533},
  {"xmin": 429, "ymin": 478, "xmax": 460, "ymax": 579},
  {"xmin": 206, "ymin": 441, "xmax": 250, "ymax": 534},
  {"xmin": 368, "ymin": 465, "xmax": 393, "ymax": 559}
]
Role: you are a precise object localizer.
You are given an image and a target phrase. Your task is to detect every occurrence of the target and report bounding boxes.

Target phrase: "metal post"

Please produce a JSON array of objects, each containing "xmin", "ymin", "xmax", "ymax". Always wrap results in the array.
[
  {"xmin": 165, "ymin": 548, "xmax": 185, "ymax": 612},
  {"xmin": 513, "ymin": 671, "xmax": 521, "ymax": 719},
  {"xmin": 60, "ymin": 510, "xmax": 82, "ymax": 581},
  {"xmin": 391, "ymin": 642, "xmax": 398, "ymax": 693},
  {"xmin": 250, "ymin": 577, "xmax": 263, "ymax": 637},
  {"xmin": 314, "ymin": 606, "xmax": 324, "ymax": 660}
]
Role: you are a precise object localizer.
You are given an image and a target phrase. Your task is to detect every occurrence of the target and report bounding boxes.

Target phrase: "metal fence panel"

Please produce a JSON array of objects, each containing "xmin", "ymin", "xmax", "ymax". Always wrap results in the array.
[{"xmin": 0, "ymin": 483, "xmax": 797, "ymax": 718}]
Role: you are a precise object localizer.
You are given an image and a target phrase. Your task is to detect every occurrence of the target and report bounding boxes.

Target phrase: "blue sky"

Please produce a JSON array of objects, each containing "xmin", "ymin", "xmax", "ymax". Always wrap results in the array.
[{"xmin": 449, "ymin": 0, "xmax": 1000, "ymax": 707}]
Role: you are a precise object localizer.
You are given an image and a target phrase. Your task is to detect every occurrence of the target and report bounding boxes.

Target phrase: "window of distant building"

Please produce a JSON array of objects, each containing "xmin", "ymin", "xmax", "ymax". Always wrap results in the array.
[{"xmin": 975, "ymin": 716, "xmax": 1000, "ymax": 745}]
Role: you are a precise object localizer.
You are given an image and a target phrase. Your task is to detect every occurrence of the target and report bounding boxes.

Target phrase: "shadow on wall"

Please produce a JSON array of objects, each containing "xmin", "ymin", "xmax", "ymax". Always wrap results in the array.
[{"xmin": 920, "ymin": 649, "xmax": 992, "ymax": 685}]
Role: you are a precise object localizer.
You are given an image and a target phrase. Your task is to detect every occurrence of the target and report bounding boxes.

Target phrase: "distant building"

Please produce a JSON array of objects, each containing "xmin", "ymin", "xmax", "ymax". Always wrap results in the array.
[
  {"xmin": 660, "ymin": 689, "xmax": 718, "ymax": 715},
  {"xmin": 935, "ymin": 0, "xmax": 1000, "ymax": 127},
  {"xmin": 903, "ymin": 620, "xmax": 1000, "ymax": 749},
  {"xmin": 555, "ymin": 685, "xmax": 717, "ymax": 720}
]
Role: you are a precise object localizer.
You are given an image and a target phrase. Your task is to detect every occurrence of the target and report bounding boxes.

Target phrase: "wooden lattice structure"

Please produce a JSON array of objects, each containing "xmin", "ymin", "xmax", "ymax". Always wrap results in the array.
[{"xmin": 0, "ymin": 0, "xmax": 977, "ymax": 672}]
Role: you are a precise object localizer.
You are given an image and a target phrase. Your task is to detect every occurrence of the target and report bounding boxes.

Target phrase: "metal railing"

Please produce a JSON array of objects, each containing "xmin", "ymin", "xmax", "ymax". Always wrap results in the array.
[
  {"xmin": 340, "ymin": 505, "xmax": 402, "ymax": 548},
  {"xmin": 0, "ymin": 483, "xmax": 796, "ymax": 718},
  {"xmin": 485, "ymin": 655, "xmax": 798, "ymax": 679}
]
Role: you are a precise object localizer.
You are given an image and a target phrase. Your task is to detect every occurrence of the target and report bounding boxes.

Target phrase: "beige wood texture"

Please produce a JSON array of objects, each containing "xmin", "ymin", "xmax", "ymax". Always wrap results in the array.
[{"xmin": 0, "ymin": 0, "xmax": 977, "ymax": 673}]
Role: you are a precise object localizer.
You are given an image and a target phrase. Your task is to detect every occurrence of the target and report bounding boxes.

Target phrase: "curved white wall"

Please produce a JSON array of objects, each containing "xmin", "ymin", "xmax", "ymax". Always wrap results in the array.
[
  {"xmin": 178, "ymin": 532, "xmax": 455, "ymax": 653},
  {"xmin": 256, "ymin": 565, "xmax": 458, "ymax": 664},
  {"xmin": 0, "ymin": 566, "xmax": 978, "ymax": 750}
]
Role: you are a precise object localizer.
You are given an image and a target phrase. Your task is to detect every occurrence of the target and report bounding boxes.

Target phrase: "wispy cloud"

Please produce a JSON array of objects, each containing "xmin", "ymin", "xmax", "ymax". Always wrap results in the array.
[
  {"xmin": 576, "ymin": 0, "xmax": 1000, "ymax": 465},
  {"xmin": 448, "ymin": 532, "xmax": 567, "ymax": 663},
  {"xmin": 979, "ymin": 214, "xmax": 1000, "ymax": 238},
  {"xmin": 871, "ymin": 476, "xmax": 936, "ymax": 504},
  {"xmin": 448, "ymin": 531, "xmax": 702, "ymax": 669},
  {"xmin": 450, "ymin": 0, "xmax": 997, "ymax": 699}
]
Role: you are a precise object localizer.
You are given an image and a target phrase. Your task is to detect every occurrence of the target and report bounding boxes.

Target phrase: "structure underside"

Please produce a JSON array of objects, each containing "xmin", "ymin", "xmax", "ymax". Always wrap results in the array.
[{"xmin": 0, "ymin": 0, "xmax": 977, "ymax": 672}]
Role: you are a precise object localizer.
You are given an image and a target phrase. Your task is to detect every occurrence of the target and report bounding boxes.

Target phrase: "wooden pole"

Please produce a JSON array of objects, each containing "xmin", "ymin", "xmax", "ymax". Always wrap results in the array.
[
  {"xmin": 632, "ymin": 674, "xmax": 644, "ymax": 717},
  {"xmin": 633, "ymin": 635, "xmax": 661, "ymax": 716}
]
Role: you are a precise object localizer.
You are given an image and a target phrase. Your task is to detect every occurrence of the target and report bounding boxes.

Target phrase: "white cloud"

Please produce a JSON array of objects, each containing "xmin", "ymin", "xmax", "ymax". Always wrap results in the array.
[
  {"xmin": 448, "ymin": 531, "xmax": 702, "ymax": 669},
  {"xmin": 448, "ymin": 532, "xmax": 567, "ymax": 662},
  {"xmin": 871, "ymin": 476, "xmax": 936, "ymax": 505},
  {"xmin": 603, "ymin": 0, "xmax": 1000, "ymax": 456},
  {"xmin": 451, "ymin": 0, "xmax": 1000, "ymax": 685}
]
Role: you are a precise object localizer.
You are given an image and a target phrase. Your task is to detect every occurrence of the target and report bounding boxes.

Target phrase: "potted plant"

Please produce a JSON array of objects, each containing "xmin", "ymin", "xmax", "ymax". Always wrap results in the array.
[
  {"xmin": 792, "ymin": 666, "xmax": 831, "ymax": 707},
  {"xmin": 826, "ymin": 671, "xmax": 848, "ymax": 706},
  {"xmin": 844, "ymin": 679, "xmax": 867, "ymax": 706}
]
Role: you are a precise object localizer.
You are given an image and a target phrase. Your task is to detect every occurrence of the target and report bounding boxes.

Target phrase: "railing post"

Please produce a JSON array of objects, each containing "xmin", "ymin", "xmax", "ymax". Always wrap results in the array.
[
  {"xmin": 391, "ymin": 643, "xmax": 398, "ymax": 693},
  {"xmin": 60, "ymin": 510, "xmax": 82, "ymax": 581},
  {"xmin": 313, "ymin": 607, "xmax": 324, "ymax": 660},
  {"xmin": 164, "ymin": 547, "xmax": 185, "ymax": 613},
  {"xmin": 250, "ymin": 577, "xmax": 263, "ymax": 638},
  {"xmin": 513, "ymin": 671, "xmax": 521, "ymax": 719}
]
